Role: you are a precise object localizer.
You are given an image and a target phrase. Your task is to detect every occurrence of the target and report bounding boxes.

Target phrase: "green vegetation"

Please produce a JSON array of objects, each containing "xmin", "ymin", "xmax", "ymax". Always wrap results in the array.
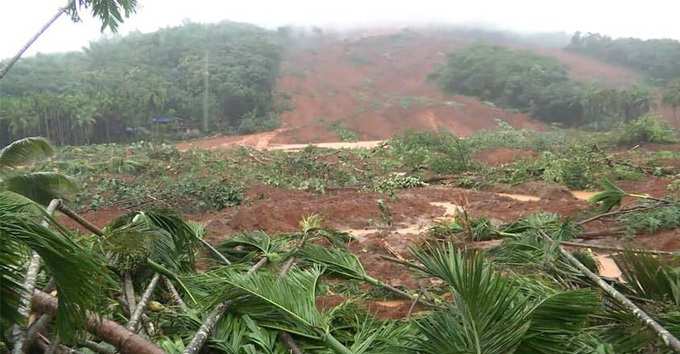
[
  {"xmin": 432, "ymin": 45, "xmax": 651, "ymax": 126},
  {"xmin": 328, "ymin": 121, "xmax": 359, "ymax": 142},
  {"xmin": 567, "ymin": 32, "xmax": 680, "ymax": 83},
  {"xmin": 0, "ymin": 21, "xmax": 283, "ymax": 145}
]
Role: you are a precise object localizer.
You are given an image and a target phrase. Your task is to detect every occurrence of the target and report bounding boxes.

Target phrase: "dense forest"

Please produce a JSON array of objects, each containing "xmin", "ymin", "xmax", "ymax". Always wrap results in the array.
[
  {"xmin": 0, "ymin": 21, "xmax": 283, "ymax": 146},
  {"xmin": 433, "ymin": 44, "xmax": 652, "ymax": 127},
  {"xmin": 566, "ymin": 32, "xmax": 680, "ymax": 83}
]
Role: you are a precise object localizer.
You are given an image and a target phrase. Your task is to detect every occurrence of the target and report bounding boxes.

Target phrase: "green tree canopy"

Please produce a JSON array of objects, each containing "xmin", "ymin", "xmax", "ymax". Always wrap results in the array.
[{"xmin": 0, "ymin": 21, "xmax": 283, "ymax": 146}]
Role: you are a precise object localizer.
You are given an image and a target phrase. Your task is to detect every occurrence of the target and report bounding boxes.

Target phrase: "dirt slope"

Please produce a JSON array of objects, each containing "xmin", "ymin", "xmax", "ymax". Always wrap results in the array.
[{"xmin": 180, "ymin": 28, "xmax": 648, "ymax": 150}]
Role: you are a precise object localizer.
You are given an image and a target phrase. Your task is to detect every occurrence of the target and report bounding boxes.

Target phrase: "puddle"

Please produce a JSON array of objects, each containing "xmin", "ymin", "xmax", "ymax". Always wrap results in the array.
[
  {"xmin": 596, "ymin": 254, "xmax": 622, "ymax": 279},
  {"xmin": 496, "ymin": 193, "xmax": 541, "ymax": 202},
  {"xmin": 267, "ymin": 140, "xmax": 385, "ymax": 151},
  {"xmin": 494, "ymin": 191, "xmax": 600, "ymax": 202},
  {"xmin": 372, "ymin": 300, "xmax": 409, "ymax": 308}
]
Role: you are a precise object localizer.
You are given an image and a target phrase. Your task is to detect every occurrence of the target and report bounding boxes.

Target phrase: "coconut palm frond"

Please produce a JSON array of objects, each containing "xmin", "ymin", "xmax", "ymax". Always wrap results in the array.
[
  {"xmin": 209, "ymin": 313, "xmax": 252, "ymax": 354},
  {"xmin": 242, "ymin": 315, "xmax": 288, "ymax": 354},
  {"xmin": 0, "ymin": 190, "xmax": 45, "ymax": 217},
  {"xmin": 613, "ymin": 251, "xmax": 680, "ymax": 305},
  {"xmin": 216, "ymin": 267, "xmax": 329, "ymax": 338},
  {"xmin": 217, "ymin": 231, "xmax": 288, "ymax": 263},
  {"xmin": 346, "ymin": 317, "xmax": 413, "ymax": 354},
  {"xmin": 0, "ymin": 207, "xmax": 114, "ymax": 340},
  {"xmin": 0, "ymin": 137, "xmax": 54, "ymax": 168},
  {"xmin": 517, "ymin": 289, "xmax": 601, "ymax": 354},
  {"xmin": 3, "ymin": 172, "xmax": 78, "ymax": 205},
  {"xmin": 102, "ymin": 218, "xmax": 167, "ymax": 272},
  {"xmin": 490, "ymin": 235, "xmax": 591, "ymax": 287},
  {"xmin": 299, "ymin": 244, "xmax": 367, "ymax": 280},
  {"xmin": 299, "ymin": 214, "xmax": 323, "ymax": 235},
  {"xmin": 595, "ymin": 301, "xmax": 674, "ymax": 354},
  {"xmin": 415, "ymin": 301, "xmax": 530, "ymax": 354},
  {"xmin": 158, "ymin": 336, "xmax": 186, "ymax": 354},
  {"xmin": 141, "ymin": 210, "xmax": 200, "ymax": 268},
  {"xmin": 411, "ymin": 243, "xmax": 532, "ymax": 353},
  {"xmin": 103, "ymin": 210, "xmax": 199, "ymax": 272},
  {"xmin": 502, "ymin": 213, "xmax": 580, "ymax": 241},
  {"xmin": 590, "ymin": 179, "xmax": 626, "ymax": 212},
  {"xmin": 187, "ymin": 221, "xmax": 207, "ymax": 240}
]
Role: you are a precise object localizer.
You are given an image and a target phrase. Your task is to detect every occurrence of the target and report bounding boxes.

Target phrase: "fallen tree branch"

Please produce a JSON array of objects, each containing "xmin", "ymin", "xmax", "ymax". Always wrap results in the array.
[
  {"xmin": 545, "ymin": 232, "xmax": 680, "ymax": 352},
  {"xmin": 199, "ymin": 238, "xmax": 231, "ymax": 265},
  {"xmin": 31, "ymin": 291, "xmax": 164, "ymax": 354},
  {"xmin": 577, "ymin": 205, "xmax": 653, "ymax": 226},
  {"xmin": 560, "ymin": 241, "xmax": 676, "ymax": 256},
  {"xmin": 57, "ymin": 203, "xmax": 104, "ymax": 236},
  {"xmin": 126, "ymin": 273, "xmax": 160, "ymax": 332},
  {"xmin": 182, "ymin": 301, "xmax": 230, "ymax": 354},
  {"xmin": 183, "ymin": 257, "xmax": 269, "ymax": 354},
  {"xmin": 122, "ymin": 273, "xmax": 137, "ymax": 316},
  {"xmin": 163, "ymin": 276, "xmax": 188, "ymax": 311}
]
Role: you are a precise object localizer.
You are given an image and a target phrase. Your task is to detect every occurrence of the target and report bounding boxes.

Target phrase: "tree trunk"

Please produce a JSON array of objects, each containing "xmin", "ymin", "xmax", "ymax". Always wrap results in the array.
[
  {"xmin": 57, "ymin": 203, "xmax": 104, "ymax": 236},
  {"xmin": 0, "ymin": 2, "xmax": 69, "ymax": 80},
  {"xmin": 12, "ymin": 199, "xmax": 61, "ymax": 354},
  {"xmin": 126, "ymin": 273, "xmax": 160, "ymax": 332},
  {"xmin": 182, "ymin": 301, "xmax": 229, "ymax": 354},
  {"xmin": 163, "ymin": 276, "xmax": 188, "ymax": 311},
  {"xmin": 122, "ymin": 273, "xmax": 137, "ymax": 316},
  {"xmin": 31, "ymin": 291, "xmax": 164, "ymax": 354},
  {"xmin": 558, "ymin": 241, "xmax": 680, "ymax": 352}
]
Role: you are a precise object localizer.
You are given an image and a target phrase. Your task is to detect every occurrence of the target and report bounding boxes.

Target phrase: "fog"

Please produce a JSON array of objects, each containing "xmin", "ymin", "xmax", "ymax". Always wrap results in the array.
[{"xmin": 2, "ymin": 0, "xmax": 680, "ymax": 59}]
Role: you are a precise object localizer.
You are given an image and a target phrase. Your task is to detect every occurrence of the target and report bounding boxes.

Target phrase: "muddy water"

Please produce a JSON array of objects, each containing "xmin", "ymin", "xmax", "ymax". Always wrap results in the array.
[
  {"xmin": 596, "ymin": 254, "xmax": 622, "ymax": 279},
  {"xmin": 497, "ymin": 193, "xmax": 541, "ymax": 202},
  {"xmin": 495, "ymin": 191, "xmax": 599, "ymax": 202},
  {"xmin": 266, "ymin": 140, "xmax": 385, "ymax": 151}
]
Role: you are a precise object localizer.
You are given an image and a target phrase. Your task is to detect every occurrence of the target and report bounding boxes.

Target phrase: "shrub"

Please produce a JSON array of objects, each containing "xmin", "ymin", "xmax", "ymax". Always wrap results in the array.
[
  {"xmin": 374, "ymin": 174, "xmax": 425, "ymax": 195},
  {"xmin": 390, "ymin": 131, "xmax": 472, "ymax": 173},
  {"xmin": 614, "ymin": 115, "xmax": 677, "ymax": 146}
]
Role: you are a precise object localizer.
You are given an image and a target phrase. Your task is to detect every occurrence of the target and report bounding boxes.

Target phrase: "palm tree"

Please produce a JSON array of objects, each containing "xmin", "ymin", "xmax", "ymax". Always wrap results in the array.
[
  {"xmin": 0, "ymin": 137, "xmax": 77, "ymax": 205},
  {"xmin": 0, "ymin": 0, "xmax": 138, "ymax": 81}
]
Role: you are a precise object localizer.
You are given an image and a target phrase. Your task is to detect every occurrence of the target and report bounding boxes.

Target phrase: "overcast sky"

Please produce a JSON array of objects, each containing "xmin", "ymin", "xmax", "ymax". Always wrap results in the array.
[{"xmin": 2, "ymin": 0, "xmax": 680, "ymax": 59}]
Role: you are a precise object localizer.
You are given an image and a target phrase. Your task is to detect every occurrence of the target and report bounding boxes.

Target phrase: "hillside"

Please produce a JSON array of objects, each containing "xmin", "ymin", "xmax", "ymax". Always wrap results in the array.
[{"xmin": 181, "ymin": 28, "xmax": 645, "ymax": 150}]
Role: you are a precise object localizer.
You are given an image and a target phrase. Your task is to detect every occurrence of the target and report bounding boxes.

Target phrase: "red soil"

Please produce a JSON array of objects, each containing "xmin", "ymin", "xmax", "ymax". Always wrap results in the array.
[
  {"xmin": 534, "ymin": 48, "xmax": 641, "ymax": 88},
  {"xmin": 272, "ymin": 34, "xmax": 542, "ymax": 144}
]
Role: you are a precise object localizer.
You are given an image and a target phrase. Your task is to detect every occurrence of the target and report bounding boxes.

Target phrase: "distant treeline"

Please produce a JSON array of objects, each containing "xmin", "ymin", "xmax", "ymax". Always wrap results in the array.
[
  {"xmin": 432, "ymin": 45, "xmax": 651, "ymax": 127},
  {"xmin": 566, "ymin": 32, "xmax": 680, "ymax": 83},
  {"xmin": 0, "ymin": 21, "xmax": 283, "ymax": 146}
]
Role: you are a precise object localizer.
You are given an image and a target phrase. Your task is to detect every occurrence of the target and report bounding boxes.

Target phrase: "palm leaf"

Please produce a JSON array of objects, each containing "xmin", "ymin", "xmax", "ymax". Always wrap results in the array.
[
  {"xmin": 589, "ymin": 179, "xmax": 626, "ymax": 212},
  {"xmin": 344, "ymin": 317, "xmax": 413, "ymax": 354},
  {"xmin": 516, "ymin": 289, "xmax": 601, "ymax": 354},
  {"xmin": 0, "ymin": 197, "xmax": 114, "ymax": 340},
  {"xmin": 0, "ymin": 137, "xmax": 54, "ymax": 168},
  {"xmin": 218, "ymin": 231, "xmax": 288, "ymax": 263},
  {"xmin": 103, "ymin": 209, "xmax": 200, "ymax": 272},
  {"xmin": 213, "ymin": 267, "xmax": 330, "ymax": 339},
  {"xmin": 299, "ymin": 244, "xmax": 367, "ymax": 280},
  {"xmin": 613, "ymin": 251, "xmax": 680, "ymax": 305},
  {"xmin": 411, "ymin": 244, "xmax": 532, "ymax": 354},
  {"xmin": 3, "ymin": 172, "xmax": 78, "ymax": 205}
]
